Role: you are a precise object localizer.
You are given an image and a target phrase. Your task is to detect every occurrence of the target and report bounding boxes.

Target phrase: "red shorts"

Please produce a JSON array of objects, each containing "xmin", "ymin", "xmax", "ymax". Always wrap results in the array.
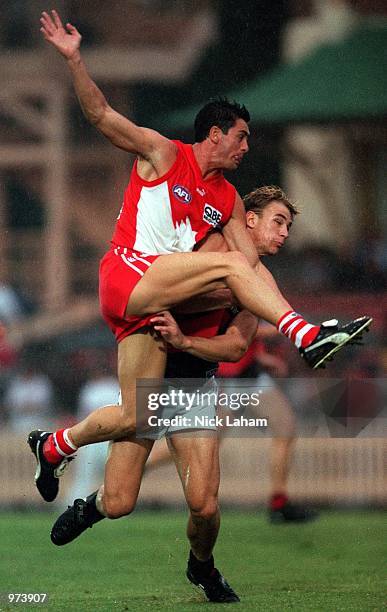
[{"xmin": 99, "ymin": 246, "xmax": 160, "ymax": 343}]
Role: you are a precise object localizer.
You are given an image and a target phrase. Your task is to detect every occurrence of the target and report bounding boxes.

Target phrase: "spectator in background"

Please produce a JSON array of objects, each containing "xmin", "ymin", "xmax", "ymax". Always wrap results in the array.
[{"xmin": 4, "ymin": 360, "xmax": 54, "ymax": 434}]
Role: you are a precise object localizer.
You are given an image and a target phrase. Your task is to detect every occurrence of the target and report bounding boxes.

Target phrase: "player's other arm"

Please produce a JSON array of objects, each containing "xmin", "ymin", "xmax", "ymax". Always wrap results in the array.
[
  {"xmin": 222, "ymin": 193, "xmax": 259, "ymax": 268},
  {"xmin": 151, "ymin": 310, "xmax": 258, "ymax": 362},
  {"xmin": 40, "ymin": 10, "xmax": 176, "ymax": 171}
]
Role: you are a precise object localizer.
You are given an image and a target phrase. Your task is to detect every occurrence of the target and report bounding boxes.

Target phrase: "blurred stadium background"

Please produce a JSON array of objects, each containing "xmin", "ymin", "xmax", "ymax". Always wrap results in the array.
[{"xmin": 0, "ymin": 0, "xmax": 386, "ymax": 515}]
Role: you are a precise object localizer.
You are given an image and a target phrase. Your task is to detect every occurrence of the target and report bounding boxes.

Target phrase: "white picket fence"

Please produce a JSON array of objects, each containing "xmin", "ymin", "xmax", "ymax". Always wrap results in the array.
[{"xmin": 1, "ymin": 432, "xmax": 385, "ymax": 508}]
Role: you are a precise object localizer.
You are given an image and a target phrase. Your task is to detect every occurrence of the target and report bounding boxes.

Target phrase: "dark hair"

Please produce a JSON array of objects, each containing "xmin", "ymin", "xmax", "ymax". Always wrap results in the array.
[
  {"xmin": 243, "ymin": 185, "xmax": 299, "ymax": 218},
  {"xmin": 194, "ymin": 97, "xmax": 250, "ymax": 142}
]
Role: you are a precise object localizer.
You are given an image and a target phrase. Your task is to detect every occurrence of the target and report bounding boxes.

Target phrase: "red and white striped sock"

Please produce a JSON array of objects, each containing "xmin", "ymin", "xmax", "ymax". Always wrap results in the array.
[
  {"xmin": 277, "ymin": 310, "xmax": 320, "ymax": 349},
  {"xmin": 43, "ymin": 429, "xmax": 77, "ymax": 464}
]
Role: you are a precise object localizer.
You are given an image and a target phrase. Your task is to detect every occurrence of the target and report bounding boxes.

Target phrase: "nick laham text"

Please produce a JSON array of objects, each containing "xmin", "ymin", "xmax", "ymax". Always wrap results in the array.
[{"xmin": 148, "ymin": 415, "xmax": 268, "ymax": 428}]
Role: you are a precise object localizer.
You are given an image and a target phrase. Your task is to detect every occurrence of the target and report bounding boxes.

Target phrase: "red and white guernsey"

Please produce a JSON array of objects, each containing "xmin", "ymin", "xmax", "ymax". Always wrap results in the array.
[{"xmin": 112, "ymin": 141, "xmax": 236, "ymax": 254}]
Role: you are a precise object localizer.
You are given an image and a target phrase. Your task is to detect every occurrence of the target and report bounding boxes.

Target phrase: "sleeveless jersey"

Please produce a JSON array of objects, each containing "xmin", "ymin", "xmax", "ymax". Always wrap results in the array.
[
  {"xmin": 166, "ymin": 309, "xmax": 233, "ymax": 379},
  {"xmin": 112, "ymin": 141, "xmax": 236, "ymax": 254}
]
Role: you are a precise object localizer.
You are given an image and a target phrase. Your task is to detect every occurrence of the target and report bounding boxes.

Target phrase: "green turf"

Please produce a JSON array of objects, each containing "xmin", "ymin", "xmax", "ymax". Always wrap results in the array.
[{"xmin": 0, "ymin": 510, "xmax": 385, "ymax": 611}]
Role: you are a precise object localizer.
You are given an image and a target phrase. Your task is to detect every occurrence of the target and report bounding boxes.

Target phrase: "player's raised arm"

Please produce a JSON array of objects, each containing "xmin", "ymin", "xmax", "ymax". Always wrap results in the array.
[
  {"xmin": 40, "ymin": 10, "xmax": 176, "ymax": 173},
  {"xmin": 222, "ymin": 193, "xmax": 259, "ymax": 268}
]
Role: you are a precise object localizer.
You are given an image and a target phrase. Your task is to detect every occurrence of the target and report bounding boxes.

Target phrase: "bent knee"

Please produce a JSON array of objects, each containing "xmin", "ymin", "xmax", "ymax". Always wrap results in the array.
[
  {"xmin": 103, "ymin": 493, "xmax": 136, "ymax": 519},
  {"xmin": 189, "ymin": 497, "xmax": 219, "ymax": 522}
]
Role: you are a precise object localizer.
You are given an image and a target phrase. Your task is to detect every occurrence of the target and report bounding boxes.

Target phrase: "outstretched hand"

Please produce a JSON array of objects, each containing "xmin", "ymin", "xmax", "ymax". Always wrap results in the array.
[{"xmin": 40, "ymin": 9, "xmax": 81, "ymax": 59}]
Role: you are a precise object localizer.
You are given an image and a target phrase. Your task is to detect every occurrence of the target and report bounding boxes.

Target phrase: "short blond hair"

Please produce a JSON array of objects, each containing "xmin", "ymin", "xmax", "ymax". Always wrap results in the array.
[{"xmin": 243, "ymin": 185, "xmax": 298, "ymax": 218}]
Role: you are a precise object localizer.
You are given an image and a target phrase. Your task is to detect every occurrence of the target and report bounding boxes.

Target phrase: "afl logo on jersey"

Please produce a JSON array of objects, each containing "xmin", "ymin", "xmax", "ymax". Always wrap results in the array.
[
  {"xmin": 172, "ymin": 184, "xmax": 192, "ymax": 204},
  {"xmin": 203, "ymin": 204, "xmax": 222, "ymax": 228}
]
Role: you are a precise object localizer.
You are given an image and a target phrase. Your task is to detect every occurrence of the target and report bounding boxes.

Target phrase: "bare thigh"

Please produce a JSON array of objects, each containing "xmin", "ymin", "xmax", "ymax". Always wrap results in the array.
[
  {"xmin": 126, "ymin": 251, "xmax": 234, "ymax": 316},
  {"xmin": 117, "ymin": 328, "xmax": 167, "ymax": 425},
  {"xmin": 167, "ymin": 432, "xmax": 220, "ymax": 510},
  {"xmin": 103, "ymin": 436, "xmax": 154, "ymax": 517}
]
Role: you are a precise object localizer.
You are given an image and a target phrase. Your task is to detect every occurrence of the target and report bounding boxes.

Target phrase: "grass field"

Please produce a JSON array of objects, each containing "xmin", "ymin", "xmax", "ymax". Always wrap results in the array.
[{"xmin": 0, "ymin": 510, "xmax": 385, "ymax": 611}]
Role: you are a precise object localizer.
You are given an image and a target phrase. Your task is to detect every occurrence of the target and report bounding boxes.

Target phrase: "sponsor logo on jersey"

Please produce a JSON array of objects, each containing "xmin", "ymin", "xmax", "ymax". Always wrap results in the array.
[
  {"xmin": 196, "ymin": 187, "xmax": 206, "ymax": 196},
  {"xmin": 203, "ymin": 204, "xmax": 222, "ymax": 227},
  {"xmin": 172, "ymin": 184, "xmax": 192, "ymax": 204}
]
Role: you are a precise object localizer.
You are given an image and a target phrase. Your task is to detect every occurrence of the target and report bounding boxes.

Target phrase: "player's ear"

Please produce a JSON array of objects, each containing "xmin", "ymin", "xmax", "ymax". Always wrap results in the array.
[
  {"xmin": 246, "ymin": 211, "xmax": 257, "ymax": 228},
  {"xmin": 209, "ymin": 126, "xmax": 221, "ymax": 144}
]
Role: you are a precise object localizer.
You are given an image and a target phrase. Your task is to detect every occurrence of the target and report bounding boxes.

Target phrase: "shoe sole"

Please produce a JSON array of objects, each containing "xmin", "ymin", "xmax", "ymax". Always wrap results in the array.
[{"xmin": 311, "ymin": 317, "xmax": 372, "ymax": 369}]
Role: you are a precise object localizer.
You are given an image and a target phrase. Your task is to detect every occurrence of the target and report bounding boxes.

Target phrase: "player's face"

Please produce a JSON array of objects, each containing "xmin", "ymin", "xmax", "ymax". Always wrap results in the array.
[
  {"xmin": 248, "ymin": 201, "xmax": 293, "ymax": 256},
  {"xmin": 218, "ymin": 119, "xmax": 250, "ymax": 170}
]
